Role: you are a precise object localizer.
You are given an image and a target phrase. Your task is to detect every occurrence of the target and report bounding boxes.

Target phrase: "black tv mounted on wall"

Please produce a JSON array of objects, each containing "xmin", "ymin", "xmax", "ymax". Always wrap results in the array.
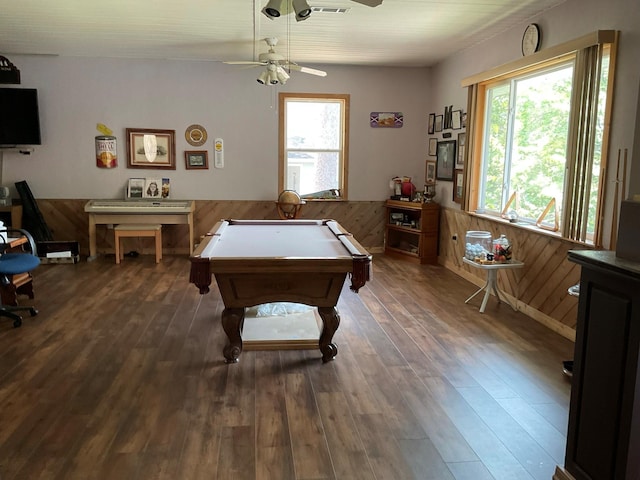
[{"xmin": 0, "ymin": 87, "xmax": 42, "ymax": 147}]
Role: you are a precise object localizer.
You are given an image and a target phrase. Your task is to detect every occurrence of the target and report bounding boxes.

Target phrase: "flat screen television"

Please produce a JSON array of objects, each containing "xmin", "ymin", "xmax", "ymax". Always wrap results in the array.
[{"xmin": 0, "ymin": 88, "xmax": 42, "ymax": 146}]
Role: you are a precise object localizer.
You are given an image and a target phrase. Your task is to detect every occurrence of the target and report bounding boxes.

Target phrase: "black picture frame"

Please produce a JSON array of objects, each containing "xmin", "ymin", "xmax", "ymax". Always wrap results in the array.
[
  {"xmin": 436, "ymin": 140, "xmax": 456, "ymax": 181},
  {"xmin": 428, "ymin": 113, "xmax": 435, "ymax": 134}
]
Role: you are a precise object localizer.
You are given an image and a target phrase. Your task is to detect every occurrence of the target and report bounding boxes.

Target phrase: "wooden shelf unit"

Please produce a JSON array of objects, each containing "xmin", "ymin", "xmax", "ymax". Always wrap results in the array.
[{"xmin": 384, "ymin": 200, "xmax": 439, "ymax": 264}]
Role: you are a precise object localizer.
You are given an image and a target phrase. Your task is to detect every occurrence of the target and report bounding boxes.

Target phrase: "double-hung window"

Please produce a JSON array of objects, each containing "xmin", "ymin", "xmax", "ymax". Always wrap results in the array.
[
  {"xmin": 279, "ymin": 93, "xmax": 349, "ymax": 199},
  {"xmin": 464, "ymin": 31, "xmax": 616, "ymax": 245}
]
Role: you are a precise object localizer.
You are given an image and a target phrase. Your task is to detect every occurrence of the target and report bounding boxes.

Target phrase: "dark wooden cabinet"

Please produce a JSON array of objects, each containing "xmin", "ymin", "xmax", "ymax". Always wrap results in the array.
[
  {"xmin": 562, "ymin": 250, "xmax": 640, "ymax": 480},
  {"xmin": 384, "ymin": 200, "xmax": 439, "ymax": 264}
]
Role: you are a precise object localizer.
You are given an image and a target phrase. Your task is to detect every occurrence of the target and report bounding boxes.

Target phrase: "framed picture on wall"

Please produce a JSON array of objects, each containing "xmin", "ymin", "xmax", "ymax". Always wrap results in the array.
[
  {"xmin": 428, "ymin": 137, "xmax": 438, "ymax": 156},
  {"xmin": 428, "ymin": 113, "xmax": 436, "ymax": 134},
  {"xmin": 456, "ymin": 132, "xmax": 466, "ymax": 167},
  {"xmin": 453, "ymin": 169, "xmax": 464, "ymax": 203},
  {"xmin": 435, "ymin": 115, "xmax": 443, "ymax": 132},
  {"xmin": 425, "ymin": 160, "xmax": 436, "ymax": 184},
  {"xmin": 126, "ymin": 128, "xmax": 176, "ymax": 170},
  {"xmin": 436, "ymin": 140, "xmax": 456, "ymax": 181},
  {"xmin": 452, "ymin": 110, "xmax": 462, "ymax": 130},
  {"xmin": 185, "ymin": 150, "xmax": 209, "ymax": 170}
]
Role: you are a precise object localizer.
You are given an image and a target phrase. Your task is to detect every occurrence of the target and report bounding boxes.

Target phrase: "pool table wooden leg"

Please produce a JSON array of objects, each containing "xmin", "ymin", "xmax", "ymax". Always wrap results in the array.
[
  {"xmin": 222, "ymin": 307, "xmax": 244, "ymax": 363},
  {"xmin": 318, "ymin": 306, "xmax": 340, "ymax": 363}
]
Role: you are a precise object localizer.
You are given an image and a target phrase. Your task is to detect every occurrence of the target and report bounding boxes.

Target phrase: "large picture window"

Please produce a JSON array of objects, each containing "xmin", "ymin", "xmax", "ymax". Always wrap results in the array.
[
  {"xmin": 463, "ymin": 31, "xmax": 616, "ymax": 245},
  {"xmin": 480, "ymin": 62, "xmax": 576, "ymax": 223},
  {"xmin": 279, "ymin": 93, "xmax": 349, "ymax": 199}
]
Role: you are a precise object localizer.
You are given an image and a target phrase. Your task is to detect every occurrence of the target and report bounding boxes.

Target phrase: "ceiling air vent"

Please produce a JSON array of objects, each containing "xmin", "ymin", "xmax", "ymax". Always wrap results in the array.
[{"xmin": 310, "ymin": 7, "xmax": 351, "ymax": 13}]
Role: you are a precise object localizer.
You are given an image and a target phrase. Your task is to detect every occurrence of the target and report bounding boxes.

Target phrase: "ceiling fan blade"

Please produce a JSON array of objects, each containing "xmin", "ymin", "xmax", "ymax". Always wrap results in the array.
[
  {"xmin": 224, "ymin": 61, "xmax": 265, "ymax": 65},
  {"xmin": 350, "ymin": 0, "xmax": 383, "ymax": 6},
  {"xmin": 288, "ymin": 64, "xmax": 327, "ymax": 77}
]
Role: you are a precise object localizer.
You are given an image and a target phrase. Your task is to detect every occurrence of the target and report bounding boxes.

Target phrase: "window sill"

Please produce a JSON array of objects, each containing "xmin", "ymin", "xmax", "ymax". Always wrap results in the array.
[
  {"xmin": 469, "ymin": 211, "xmax": 593, "ymax": 247},
  {"xmin": 301, "ymin": 197, "xmax": 347, "ymax": 202}
]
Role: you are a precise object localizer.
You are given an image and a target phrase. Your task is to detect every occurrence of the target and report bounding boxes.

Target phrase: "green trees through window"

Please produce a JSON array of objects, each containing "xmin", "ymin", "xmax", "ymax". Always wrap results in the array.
[{"xmin": 478, "ymin": 52, "xmax": 609, "ymax": 239}]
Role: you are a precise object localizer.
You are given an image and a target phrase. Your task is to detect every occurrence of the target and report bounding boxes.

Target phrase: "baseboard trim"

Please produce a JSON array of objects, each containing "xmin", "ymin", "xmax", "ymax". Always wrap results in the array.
[
  {"xmin": 440, "ymin": 257, "xmax": 576, "ymax": 342},
  {"xmin": 553, "ymin": 466, "xmax": 576, "ymax": 480}
]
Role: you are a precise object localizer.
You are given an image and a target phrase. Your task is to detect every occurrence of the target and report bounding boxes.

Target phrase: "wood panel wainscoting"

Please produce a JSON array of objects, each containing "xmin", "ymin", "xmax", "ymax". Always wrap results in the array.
[
  {"xmin": 37, "ymin": 199, "xmax": 582, "ymax": 340},
  {"xmin": 35, "ymin": 199, "xmax": 387, "ymax": 257},
  {"xmin": 0, "ymin": 251, "xmax": 574, "ymax": 479}
]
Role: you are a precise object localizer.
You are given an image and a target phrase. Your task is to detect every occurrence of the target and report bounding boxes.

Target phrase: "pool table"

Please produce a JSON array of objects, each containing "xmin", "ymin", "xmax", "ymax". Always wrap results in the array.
[{"xmin": 189, "ymin": 219, "xmax": 372, "ymax": 363}]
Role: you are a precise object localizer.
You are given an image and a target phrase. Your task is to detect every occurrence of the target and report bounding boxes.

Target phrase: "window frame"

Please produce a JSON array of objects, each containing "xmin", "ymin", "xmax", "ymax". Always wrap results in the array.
[{"xmin": 278, "ymin": 92, "xmax": 350, "ymax": 200}]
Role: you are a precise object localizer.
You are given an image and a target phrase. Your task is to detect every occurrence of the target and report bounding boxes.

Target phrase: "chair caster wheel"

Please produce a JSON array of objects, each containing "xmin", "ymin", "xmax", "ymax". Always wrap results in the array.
[
  {"xmin": 29, "ymin": 308, "xmax": 38, "ymax": 317},
  {"xmin": 13, "ymin": 319, "xmax": 22, "ymax": 328}
]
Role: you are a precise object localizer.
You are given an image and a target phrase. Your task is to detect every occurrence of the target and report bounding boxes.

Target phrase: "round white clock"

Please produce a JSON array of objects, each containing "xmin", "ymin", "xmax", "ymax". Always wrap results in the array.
[{"xmin": 522, "ymin": 23, "xmax": 541, "ymax": 56}]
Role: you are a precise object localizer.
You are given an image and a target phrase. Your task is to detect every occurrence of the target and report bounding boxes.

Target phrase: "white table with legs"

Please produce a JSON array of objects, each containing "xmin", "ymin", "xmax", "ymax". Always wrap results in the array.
[{"xmin": 462, "ymin": 257, "xmax": 524, "ymax": 313}]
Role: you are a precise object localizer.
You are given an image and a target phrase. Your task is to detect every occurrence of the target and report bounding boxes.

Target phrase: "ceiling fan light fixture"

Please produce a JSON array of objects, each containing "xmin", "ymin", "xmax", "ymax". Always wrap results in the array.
[
  {"xmin": 262, "ymin": 0, "xmax": 288, "ymax": 19},
  {"xmin": 292, "ymin": 0, "xmax": 312, "ymax": 21},
  {"xmin": 268, "ymin": 70, "xmax": 279, "ymax": 85},
  {"xmin": 276, "ymin": 66, "xmax": 290, "ymax": 84},
  {"xmin": 257, "ymin": 70, "xmax": 269, "ymax": 84}
]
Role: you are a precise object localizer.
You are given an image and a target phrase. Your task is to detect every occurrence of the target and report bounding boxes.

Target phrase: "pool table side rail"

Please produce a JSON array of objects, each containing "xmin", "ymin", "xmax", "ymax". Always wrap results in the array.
[{"xmin": 189, "ymin": 218, "xmax": 372, "ymax": 294}]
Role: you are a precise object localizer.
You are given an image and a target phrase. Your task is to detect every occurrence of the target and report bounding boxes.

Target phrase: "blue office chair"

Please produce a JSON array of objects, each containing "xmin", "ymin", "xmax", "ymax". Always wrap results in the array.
[{"xmin": 0, "ymin": 228, "xmax": 40, "ymax": 328}]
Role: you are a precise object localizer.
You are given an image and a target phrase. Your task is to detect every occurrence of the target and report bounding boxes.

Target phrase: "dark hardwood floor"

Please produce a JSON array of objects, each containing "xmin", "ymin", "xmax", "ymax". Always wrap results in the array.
[{"xmin": 0, "ymin": 253, "xmax": 574, "ymax": 480}]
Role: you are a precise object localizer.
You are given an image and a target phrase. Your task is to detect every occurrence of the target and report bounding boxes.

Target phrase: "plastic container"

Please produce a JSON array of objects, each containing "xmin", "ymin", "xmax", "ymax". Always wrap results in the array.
[
  {"xmin": 465, "ymin": 231, "xmax": 492, "ymax": 260},
  {"xmin": 493, "ymin": 234, "xmax": 512, "ymax": 262}
]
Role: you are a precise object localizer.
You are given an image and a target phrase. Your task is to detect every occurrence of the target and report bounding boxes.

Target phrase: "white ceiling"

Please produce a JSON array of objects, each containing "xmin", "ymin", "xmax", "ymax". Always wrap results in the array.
[{"xmin": 0, "ymin": 0, "xmax": 566, "ymax": 68}]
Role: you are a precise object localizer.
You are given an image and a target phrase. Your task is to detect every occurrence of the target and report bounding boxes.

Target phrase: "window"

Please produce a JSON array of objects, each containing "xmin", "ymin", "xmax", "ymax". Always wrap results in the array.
[
  {"xmin": 279, "ymin": 93, "xmax": 349, "ymax": 199},
  {"xmin": 464, "ymin": 31, "xmax": 617, "ymax": 245},
  {"xmin": 480, "ymin": 61, "xmax": 575, "ymax": 224}
]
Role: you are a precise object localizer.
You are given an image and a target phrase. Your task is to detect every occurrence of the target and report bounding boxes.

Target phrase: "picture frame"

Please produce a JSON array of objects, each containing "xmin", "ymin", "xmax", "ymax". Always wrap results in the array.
[
  {"xmin": 425, "ymin": 160, "xmax": 437, "ymax": 184},
  {"xmin": 126, "ymin": 128, "xmax": 176, "ymax": 170},
  {"xmin": 453, "ymin": 169, "xmax": 464, "ymax": 203},
  {"xmin": 435, "ymin": 115, "xmax": 443, "ymax": 132},
  {"xmin": 436, "ymin": 140, "xmax": 456, "ymax": 181},
  {"xmin": 144, "ymin": 178, "xmax": 163, "ymax": 198},
  {"xmin": 370, "ymin": 112, "xmax": 403, "ymax": 128},
  {"xmin": 185, "ymin": 150, "xmax": 209, "ymax": 170},
  {"xmin": 452, "ymin": 110, "xmax": 462, "ymax": 130},
  {"xmin": 428, "ymin": 137, "xmax": 438, "ymax": 156},
  {"xmin": 444, "ymin": 105, "xmax": 452, "ymax": 129},
  {"xmin": 127, "ymin": 178, "xmax": 145, "ymax": 199},
  {"xmin": 456, "ymin": 132, "xmax": 466, "ymax": 168},
  {"xmin": 428, "ymin": 113, "xmax": 435, "ymax": 134}
]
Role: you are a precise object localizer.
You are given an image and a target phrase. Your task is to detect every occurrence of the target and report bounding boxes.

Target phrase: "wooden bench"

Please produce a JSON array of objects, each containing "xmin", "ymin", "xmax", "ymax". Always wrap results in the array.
[{"xmin": 114, "ymin": 224, "xmax": 162, "ymax": 264}]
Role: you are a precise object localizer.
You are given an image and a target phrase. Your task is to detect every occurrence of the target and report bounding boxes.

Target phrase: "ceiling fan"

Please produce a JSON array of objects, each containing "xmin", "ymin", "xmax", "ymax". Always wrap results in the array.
[{"xmin": 224, "ymin": 37, "xmax": 327, "ymax": 85}]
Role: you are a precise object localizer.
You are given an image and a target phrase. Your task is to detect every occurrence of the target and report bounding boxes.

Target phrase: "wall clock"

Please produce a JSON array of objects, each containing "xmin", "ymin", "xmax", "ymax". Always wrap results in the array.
[{"xmin": 522, "ymin": 23, "xmax": 541, "ymax": 56}]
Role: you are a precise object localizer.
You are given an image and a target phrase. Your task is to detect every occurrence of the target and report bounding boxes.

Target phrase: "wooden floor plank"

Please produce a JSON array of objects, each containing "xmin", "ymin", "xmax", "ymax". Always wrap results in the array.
[{"xmin": 0, "ymin": 254, "xmax": 575, "ymax": 480}]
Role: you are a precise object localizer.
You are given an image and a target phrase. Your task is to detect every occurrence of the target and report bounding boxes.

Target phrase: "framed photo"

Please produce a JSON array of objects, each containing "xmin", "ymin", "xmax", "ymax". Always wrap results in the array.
[
  {"xmin": 425, "ymin": 160, "xmax": 436, "ymax": 184},
  {"xmin": 453, "ymin": 169, "xmax": 464, "ymax": 203},
  {"xmin": 444, "ymin": 105, "xmax": 452, "ymax": 129},
  {"xmin": 126, "ymin": 128, "xmax": 176, "ymax": 170},
  {"xmin": 428, "ymin": 113, "xmax": 435, "ymax": 134},
  {"xmin": 452, "ymin": 110, "xmax": 462, "ymax": 130},
  {"xmin": 456, "ymin": 132, "xmax": 466, "ymax": 167},
  {"xmin": 127, "ymin": 178, "xmax": 145, "ymax": 199},
  {"xmin": 435, "ymin": 115, "xmax": 443, "ymax": 132},
  {"xmin": 144, "ymin": 178, "xmax": 162, "ymax": 198},
  {"xmin": 428, "ymin": 137, "xmax": 438, "ymax": 156},
  {"xmin": 461, "ymin": 112, "xmax": 467, "ymax": 129},
  {"xmin": 185, "ymin": 150, "xmax": 209, "ymax": 170},
  {"xmin": 436, "ymin": 140, "xmax": 456, "ymax": 181}
]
